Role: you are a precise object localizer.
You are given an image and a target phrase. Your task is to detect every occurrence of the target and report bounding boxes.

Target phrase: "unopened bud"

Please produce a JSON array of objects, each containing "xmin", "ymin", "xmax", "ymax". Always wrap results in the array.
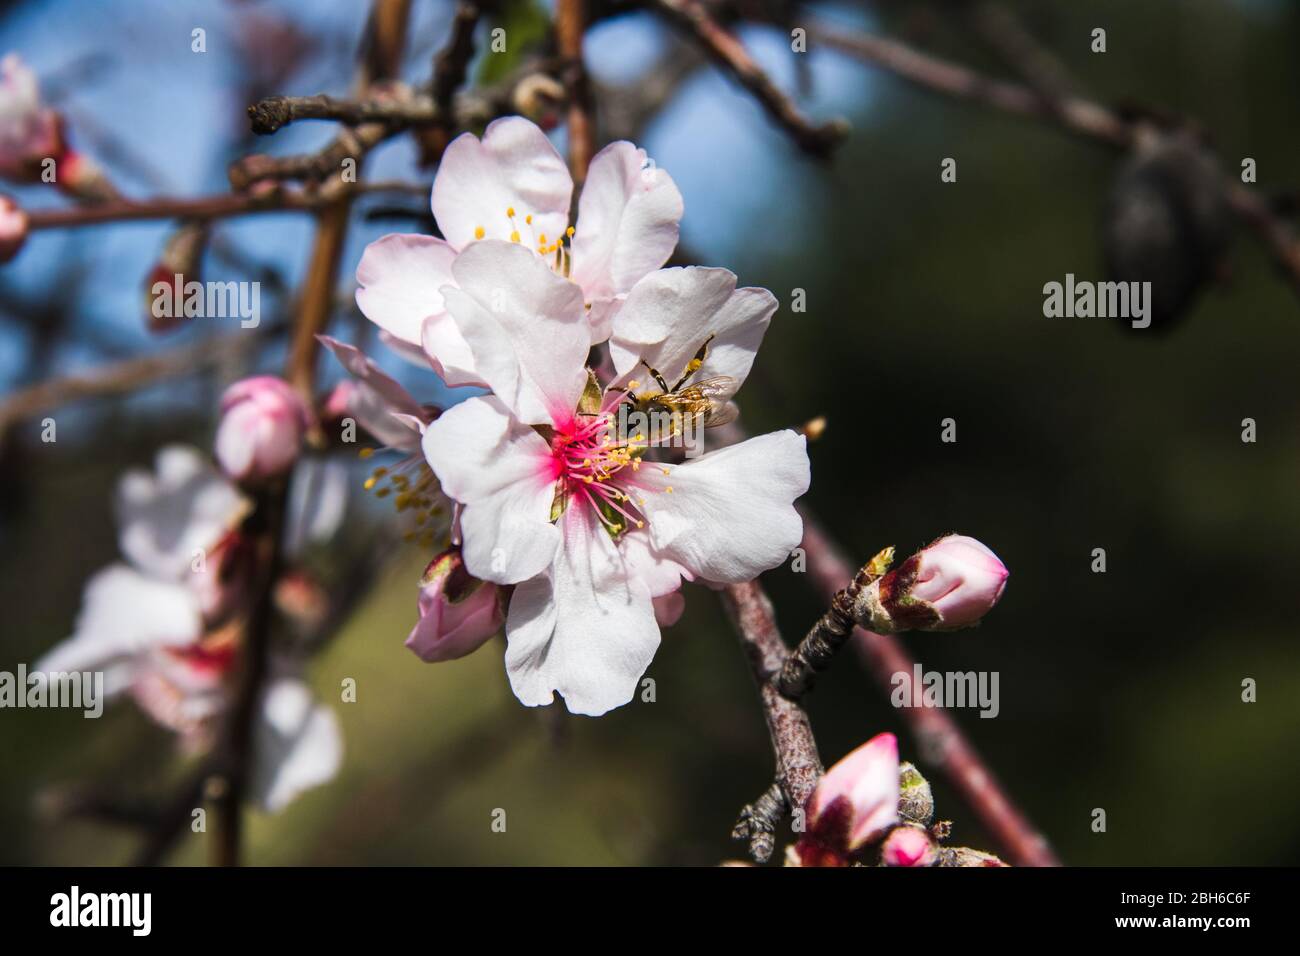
[
  {"xmin": 881, "ymin": 824, "xmax": 937, "ymax": 867},
  {"xmin": 405, "ymin": 547, "xmax": 504, "ymax": 663},
  {"xmin": 214, "ymin": 375, "xmax": 311, "ymax": 482},
  {"xmin": 853, "ymin": 535, "xmax": 1008, "ymax": 632},
  {"xmin": 898, "ymin": 760, "xmax": 934, "ymax": 825},
  {"xmin": 145, "ymin": 221, "xmax": 209, "ymax": 333},
  {"xmin": 796, "ymin": 732, "xmax": 899, "ymax": 865}
]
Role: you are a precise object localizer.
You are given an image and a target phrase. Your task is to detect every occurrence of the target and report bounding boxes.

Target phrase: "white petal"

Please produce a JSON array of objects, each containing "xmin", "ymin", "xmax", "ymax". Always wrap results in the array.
[
  {"xmin": 422, "ymin": 395, "xmax": 561, "ymax": 584},
  {"xmin": 504, "ymin": 506, "xmax": 660, "ymax": 716},
  {"xmin": 610, "ymin": 267, "xmax": 777, "ymax": 402},
  {"xmin": 284, "ymin": 457, "xmax": 349, "ymax": 556},
  {"xmin": 431, "ymin": 116, "xmax": 571, "ymax": 251},
  {"xmin": 354, "ymin": 233, "xmax": 456, "ymax": 346},
  {"xmin": 36, "ymin": 565, "xmax": 203, "ymax": 680},
  {"xmin": 571, "ymin": 141, "xmax": 682, "ymax": 308},
  {"xmin": 116, "ymin": 445, "xmax": 251, "ymax": 580},
  {"xmin": 249, "ymin": 678, "xmax": 343, "ymax": 813},
  {"xmin": 444, "ymin": 240, "xmax": 589, "ymax": 425},
  {"xmin": 619, "ymin": 528, "xmax": 692, "ymax": 597},
  {"xmin": 635, "ymin": 430, "xmax": 810, "ymax": 583}
]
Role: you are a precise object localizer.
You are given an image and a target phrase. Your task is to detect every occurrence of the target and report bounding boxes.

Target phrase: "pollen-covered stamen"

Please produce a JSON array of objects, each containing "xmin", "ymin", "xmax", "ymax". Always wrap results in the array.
[
  {"xmin": 359, "ymin": 448, "xmax": 445, "ymax": 547},
  {"xmin": 549, "ymin": 392, "xmax": 663, "ymax": 532}
]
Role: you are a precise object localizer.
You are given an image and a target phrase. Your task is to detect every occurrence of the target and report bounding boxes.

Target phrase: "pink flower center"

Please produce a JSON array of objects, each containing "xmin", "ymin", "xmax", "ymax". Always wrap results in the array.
[{"xmin": 548, "ymin": 390, "xmax": 671, "ymax": 534}]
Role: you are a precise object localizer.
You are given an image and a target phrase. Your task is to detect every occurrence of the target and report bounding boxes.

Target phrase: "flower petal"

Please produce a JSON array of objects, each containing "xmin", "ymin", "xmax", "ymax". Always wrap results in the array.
[
  {"xmin": 635, "ymin": 430, "xmax": 809, "ymax": 583},
  {"xmin": 116, "ymin": 446, "xmax": 251, "ymax": 580},
  {"xmin": 570, "ymin": 142, "xmax": 682, "ymax": 323},
  {"xmin": 36, "ymin": 565, "xmax": 203, "ymax": 685},
  {"xmin": 249, "ymin": 678, "xmax": 343, "ymax": 813},
  {"xmin": 609, "ymin": 266, "xmax": 777, "ymax": 402},
  {"xmin": 443, "ymin": 239, "xmax": 589, "ymax": 425},
  {"xmin": 432, "ymin": 116, "xmax": 571, "ymax": 251},
  {"xmin": 422, "ymin": 395, "xmax": 561, "ymax": 584},
  {"xmin": 504, "ymin": 505, "xmax": 660, "ymax": 716},
  {"xmin": 354, "ymin": 233, "xmax": 456, "ymax": 346}
]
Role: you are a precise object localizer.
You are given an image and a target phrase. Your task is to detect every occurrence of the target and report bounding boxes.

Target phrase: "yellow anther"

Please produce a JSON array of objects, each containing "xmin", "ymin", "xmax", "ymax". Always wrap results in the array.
[
  {"xmin": 363, "ymin": 476, "xmax": 378, "ymax": 491},
  {"xmin": 525, "ymin": 214, "xmax": 532, "ymax": 224},
  {"xmin": 539, "ymin": 233, "xmax": 547, "ymax": 243},
  {"xmin": 628, "ymin": 380, "xmax": 640, "ymax": 389},
  {"xmin": 687, "ymin": 358, "xmax": 702, "ymax": 373},
  {"xmin": 635, "ymin": 520, "xmax": 645, "ymax": 528},
  {"xmin": 661, "ymin": 467, "xmax": 671, "ymax": 475},
  {"xmin": 375, "ymin": 487, "xmax": 391, "ymax": 498},
  {"xmin": 372, "ymin": 466, "xmax": 389, "ymax": 478},
  {"xmin": 566, "ymin": 226, "xmax": 575, "ymax": 237},
  {"xmin": 666, "ymin": 486, "xmax": 674, "ymax": 494},
  {"xmin": 358, "ymin": 447, "xmax": 375, "ymax": 459},
  {"xmin": 506, "ymin": 206, "xmax": 516, "ymax": 218},
  {"xmin": 510, "ymin": 231, "xmax": 520, "ymax": 243},
  {"xmin": 474, "ymin": 226, "xmax": 485, "ymax": 240}
]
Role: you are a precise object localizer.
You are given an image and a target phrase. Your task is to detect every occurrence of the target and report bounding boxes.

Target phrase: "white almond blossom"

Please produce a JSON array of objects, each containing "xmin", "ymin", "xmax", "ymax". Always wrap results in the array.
[
  {"xmin": 354, "ymin": 115, "xmax": 683, "ymax": 385},
  {"xmin": 35, "ymin": 445, "xmax": 342, "ymax": 811},
  {"xmin": 422, "ymin": 241, "xmax": 810, "ymax": 715}
]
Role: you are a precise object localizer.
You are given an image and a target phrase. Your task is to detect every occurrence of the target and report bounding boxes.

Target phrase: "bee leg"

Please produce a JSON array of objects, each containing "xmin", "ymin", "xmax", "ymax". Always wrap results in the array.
[
  {"xmin": 639, "ymin": 359, "xmax": 671, "ymax": 394},
  {"xmin": 671, "ymin": 333, "xmax": 716, "ymax": 391}
]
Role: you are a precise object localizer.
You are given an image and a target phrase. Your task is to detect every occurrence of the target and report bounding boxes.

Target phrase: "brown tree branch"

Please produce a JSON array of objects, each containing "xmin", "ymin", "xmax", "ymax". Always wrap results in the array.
[
  {"xmin": 0, "ymin": 323, "xmax": 283, "ymax": 441},
  {"xmin": 805, "ymin": 17, "xmax": 1300, "ymax": 301},
  {"xmin": 557, "ymin": 0, "xmax": 596, "ymax": 187},
  {"xmin": 654, "ymin": 0, "xmax": 848, "ymax": 157},
  {"xmin": 720, "ymin": 579, "xmax": 822, "ymax": 862}
]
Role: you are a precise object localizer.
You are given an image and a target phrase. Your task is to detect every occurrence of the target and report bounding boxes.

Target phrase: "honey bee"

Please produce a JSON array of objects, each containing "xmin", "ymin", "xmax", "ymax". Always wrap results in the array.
[{"xmin": 628, "ymin": 334, "xmax": 738, "ymax": 433}]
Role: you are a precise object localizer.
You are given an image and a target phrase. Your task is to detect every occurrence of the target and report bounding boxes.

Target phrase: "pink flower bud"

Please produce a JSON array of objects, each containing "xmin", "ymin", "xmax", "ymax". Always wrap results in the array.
[
  {"xmin": 798, "ymin": 732, "xmax": 900, "ymax": 865},
  {"xmin": 405, "ymin": 548, "xmax": 503, "ymax": 663},
  {"xmin": 0, "ymin": 54, "xmax": 63, "ymax": 180},
  {"xmin": 874, "ymin": 535, "xmax": 1008, "ymax": 631},
  {"xmin": 0, "ymin": 194, "xmax": 27, "ymax": 263},
  {"xmin": 881, "ymin": 825, "xmax": 937, "ymax": 867},
  {"xmin": 215, "ymin": 375, "xmax": 311, "ymax": 482}
]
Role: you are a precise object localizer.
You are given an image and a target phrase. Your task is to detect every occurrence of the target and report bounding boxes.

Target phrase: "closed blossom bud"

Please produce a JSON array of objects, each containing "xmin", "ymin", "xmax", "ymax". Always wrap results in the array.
[
  {"xmin": 856, "ymin": 535, "xmax": 1008, "ymax": 632},
  {"xmin": 144, "ymin": 221, "xmax": 209, "ymax": 333},
  {"xmin": 405, "ymin": 547, "xmax": 504, "ymax": 662},
  {"xmin": 898, "ymin": 760, "xmax": 934, "ymax": 825},
  {"xmin": 881, "ymin": 824, "xmax": 937, "ymax": 867},
  {"xmin": 796, "ymin": 732, "xmax": 900, "ymax": 866},
  {"xmin": 0, "ymin": 53, "xmax": 63, "ymax": 181},
  {"xmin": 0, "ymin": 194, "xmax": 27, "ymax": 262},
  {"xmin": 215, "ymin": 375, "xmax": 311, "ymax": 482}
]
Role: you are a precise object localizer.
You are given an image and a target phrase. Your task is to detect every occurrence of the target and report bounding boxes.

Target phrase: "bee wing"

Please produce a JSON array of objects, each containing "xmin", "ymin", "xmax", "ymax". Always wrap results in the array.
[
  {"xmin": 703, "ymin": 400, "xmax": 739, "ymax": 428},
  {"xmin": 682, "ymin": 376, "xmax": 736, "ymax": 400}
]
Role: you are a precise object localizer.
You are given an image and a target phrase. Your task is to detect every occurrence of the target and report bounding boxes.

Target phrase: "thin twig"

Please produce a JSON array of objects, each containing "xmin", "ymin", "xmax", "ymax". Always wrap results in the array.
[
  {"xmin": 0, "ymin": 323, "xmax": 283, "ymax": 441},
  {"xmin": 23, "ymin": 181, "xmax": 429, "ymax": 231},
  {"xmin": 720, "ymin": 579, "xmax": 822, "ymax": 862},
  {"xmin": 805, "ymin": 17, "xmax": 1300, "ymax": 301},
  {"xmin": 654, "ymin": 0, "xmax": 848, "ymax": 157},
  {"xmin": 557, "ymin": 0, "xmax": 596, "ymax": 186}
]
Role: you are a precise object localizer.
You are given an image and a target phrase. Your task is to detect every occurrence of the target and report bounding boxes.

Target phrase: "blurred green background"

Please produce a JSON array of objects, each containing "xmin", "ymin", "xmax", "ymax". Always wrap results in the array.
[{"xmin": 1, "ymin": 0, "xmax": 1298, "ymax": 865}]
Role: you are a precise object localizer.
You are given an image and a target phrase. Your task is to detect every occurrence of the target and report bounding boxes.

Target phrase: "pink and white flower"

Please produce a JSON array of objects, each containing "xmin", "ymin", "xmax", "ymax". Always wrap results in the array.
[
  {"xmin": 355, "ymin": 115, "xmax": 683, "ymax": 385},
  {"xmin": 34, "ymin": 446, "xmax": 342, "ymax": 811},
  {"xmin": 421, "ymin": 240, "xmax": 809, "ymax": 715}
]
